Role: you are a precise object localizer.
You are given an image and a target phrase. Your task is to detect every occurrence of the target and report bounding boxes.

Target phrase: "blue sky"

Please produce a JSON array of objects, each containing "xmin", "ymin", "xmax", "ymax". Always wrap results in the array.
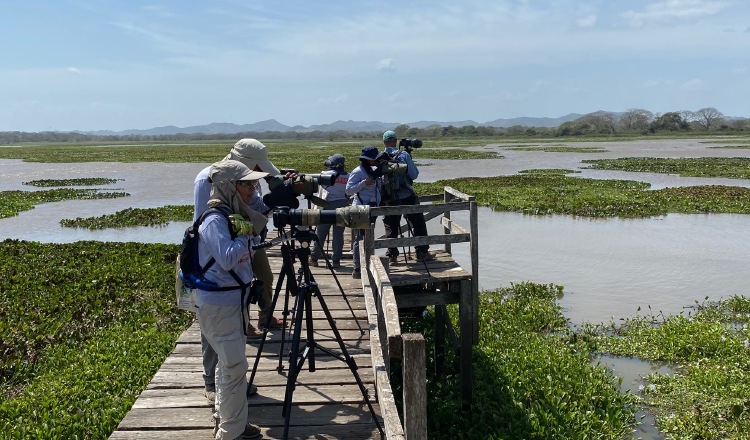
[{"xmin": 2, "ymin": 0, "xmax": 748, "ymax": 132}]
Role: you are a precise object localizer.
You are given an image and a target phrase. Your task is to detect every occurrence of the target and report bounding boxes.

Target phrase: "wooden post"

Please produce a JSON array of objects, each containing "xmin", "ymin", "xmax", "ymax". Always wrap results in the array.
[
  {"xmin": 434, "ymin": 305, "xmax": 446, "ymax": 376},
  {"xmin": 443, "ymin": 188, "xmax": 452, "ymax": 255},
  {"xmin": 402, "ymin": 334, "xmax": 427, "ymax": 440},
  {"xmin": 469, "ymin": 199, "xmax": 479, "ymax": 344},
  {"xmin": 459, "ymin": 278, "xmax": 473, "ymax": 409}
]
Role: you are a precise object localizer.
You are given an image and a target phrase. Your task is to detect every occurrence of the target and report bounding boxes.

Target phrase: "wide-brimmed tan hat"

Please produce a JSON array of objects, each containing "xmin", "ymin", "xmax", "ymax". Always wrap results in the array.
[
  {"xmin": 225, "ymin": 138, "xmax": 280, "ymax": 176},
  {"xmin": 209, "ymin": 160, "xmax": 269, "ymax": 183}
]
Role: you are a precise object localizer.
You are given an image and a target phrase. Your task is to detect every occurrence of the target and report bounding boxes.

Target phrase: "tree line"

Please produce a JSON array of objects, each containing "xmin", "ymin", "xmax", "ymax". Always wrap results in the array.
[{"xmin": 1, "ymin": 107, "xmax": 747, "ymax": 145}]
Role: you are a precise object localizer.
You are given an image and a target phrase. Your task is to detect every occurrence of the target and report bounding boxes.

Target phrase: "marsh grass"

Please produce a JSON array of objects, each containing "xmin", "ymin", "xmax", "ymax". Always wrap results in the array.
[
  {"xmin": 60, "ymin": 205, "xmax": 193, "ymax": 229},
  {"xmin": 506, "ymin": 146, "xmax": 607, "ymax": 153},
  {"xmin": 392, "ymin": 283, "xmax": 637, "ymax": 439},
  {"xmin": 0, "ymin": 189, "xmax": 129, "ymax": 219},
  {"xmin": 575, "ymin": 296, "xmax": 750, "ymax": 439},
  {"xmin": 416, "ymin": 175, "xmax": 750, "ymax": 217},
  {"xmin": 582, "ymin": 157, "xmax": 750, "ymax": 179},
  {"xmin": 0, "ymin": 140, "xmax": 500, "ymax": 173},
  {"xmin": 0, "ymin": 240, "xmax": 189, "ymax": 439},
  {"xmin": 23, "ymin": 178, "xmax": 121, "ymax": 187}
]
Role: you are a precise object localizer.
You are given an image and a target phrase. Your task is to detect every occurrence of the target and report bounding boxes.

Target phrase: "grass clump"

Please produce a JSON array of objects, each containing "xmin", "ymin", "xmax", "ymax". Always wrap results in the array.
[
  {"xmin": 506, "ymin": 146, "xmax": 607, "ymax": 153},
  {"xmin": 61, "ymin": 205, "xmax": 193, "ymax": 229},
  {"xmin": 575, "ymin": 296, "xmax": 750, "ymax": 439},
  {"xmin": 416, "ymin": 175, "xmax": 750, "ymax": 217},
  {"xmin": 23, "ymin": 178, "xmax": 121, "ymax": 187},
  {"xmin": 394, "ymin": 282, "xmax": 636, "ymax": 439},
  {"xmin": 0, "ymin": 239, "xmax": 190, "ymax": 439},
  {"xmin": 582, "ymin": 157, "xmax": 750, "ymax": 179},
  {"xmin": 0, "ymin": 189, "xmax": 129, "ymax": 219},
  {"xmin": 518, "ymin": 169, "xmax": 581, "ymax": 175}
]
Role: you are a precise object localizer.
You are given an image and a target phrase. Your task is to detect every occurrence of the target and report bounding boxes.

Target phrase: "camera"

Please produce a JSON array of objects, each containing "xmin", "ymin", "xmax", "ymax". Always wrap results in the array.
[
  {"xmin": 272, "ymin": 205, "xmax": 372, "ymax": 229},
  {"xmin": 263, "ymin": 171, "xmax": 336, "ymax": 209},
  {"xmin": 398, "ymin": 138, "xmax": 423, "ymax": 152}
]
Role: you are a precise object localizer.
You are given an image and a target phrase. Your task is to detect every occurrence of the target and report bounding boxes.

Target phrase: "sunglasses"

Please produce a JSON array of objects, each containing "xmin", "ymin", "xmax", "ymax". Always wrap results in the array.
[{"xmin": 237, "ymin": 180, "xmax": 255, "ymax": 187}]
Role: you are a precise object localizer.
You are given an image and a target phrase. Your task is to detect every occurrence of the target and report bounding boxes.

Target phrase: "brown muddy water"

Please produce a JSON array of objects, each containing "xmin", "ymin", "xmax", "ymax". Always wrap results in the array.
[{"xmin": 1, "ymin": 138, "xmax": 749, "ymax": 438}]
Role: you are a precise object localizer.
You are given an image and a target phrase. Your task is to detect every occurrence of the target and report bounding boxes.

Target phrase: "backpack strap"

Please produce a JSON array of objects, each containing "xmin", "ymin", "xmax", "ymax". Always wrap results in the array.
[{"xmin": 195, "ymin": 206, "xmax": 238, "ymax": 275}]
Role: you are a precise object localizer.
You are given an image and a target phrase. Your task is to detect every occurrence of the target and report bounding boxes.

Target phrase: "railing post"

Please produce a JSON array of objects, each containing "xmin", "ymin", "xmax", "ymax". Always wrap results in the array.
[
  {"xmin": 443, "ymin": 188, "xmax": 452, "ymax": 255},
  {"xmin": 402, "ymin": 334, "xmax": 427, "ymax": 440},
  {"xmin": 469, "ymin": 199, "xmax": 479, "ymax": 344}
]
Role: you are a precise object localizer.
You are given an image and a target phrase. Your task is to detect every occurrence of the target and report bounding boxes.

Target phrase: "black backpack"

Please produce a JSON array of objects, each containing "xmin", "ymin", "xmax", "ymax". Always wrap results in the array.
[{"xmin": 179, "ymin": 206, "xmax": 247, "ymax": 292}]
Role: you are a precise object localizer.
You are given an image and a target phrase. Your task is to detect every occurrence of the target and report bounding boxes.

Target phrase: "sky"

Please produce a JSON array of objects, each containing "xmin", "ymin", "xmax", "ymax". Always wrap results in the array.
[{"xmin": 1, "ymin": 0, "xmax": 748, "ymax": 132}]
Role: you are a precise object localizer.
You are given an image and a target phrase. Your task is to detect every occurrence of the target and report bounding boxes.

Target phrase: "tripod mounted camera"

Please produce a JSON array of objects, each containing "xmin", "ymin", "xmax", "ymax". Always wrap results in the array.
[{"xmin": 246, "ymin": 205, "xmax": 383, "ymax": 439}]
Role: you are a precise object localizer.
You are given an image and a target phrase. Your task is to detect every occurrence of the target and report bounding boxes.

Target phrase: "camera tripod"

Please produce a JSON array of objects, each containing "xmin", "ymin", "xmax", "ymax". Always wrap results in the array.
[{"xmin": 247, "ymin": 226, "xmax": 383, "ymax": 439}]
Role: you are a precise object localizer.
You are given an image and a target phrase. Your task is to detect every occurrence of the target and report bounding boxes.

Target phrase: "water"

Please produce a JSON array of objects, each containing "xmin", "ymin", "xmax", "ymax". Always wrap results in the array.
[{"xmin": 2, "ymin": 139, "xmax": 749, "ymax": 437}]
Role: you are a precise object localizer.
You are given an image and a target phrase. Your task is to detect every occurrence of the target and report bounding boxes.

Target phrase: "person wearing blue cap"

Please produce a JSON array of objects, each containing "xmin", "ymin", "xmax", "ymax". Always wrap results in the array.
[
  {"xmin": 310, "ymin": 154, "xmax": 350, "ymax": 268},
  {"xmin": 345, "ymin": 145, "xmax": 384, "ymax": 279},
  {"xmin": 381, "ymin": 130, "xmax": 433, "ymax": 263}
]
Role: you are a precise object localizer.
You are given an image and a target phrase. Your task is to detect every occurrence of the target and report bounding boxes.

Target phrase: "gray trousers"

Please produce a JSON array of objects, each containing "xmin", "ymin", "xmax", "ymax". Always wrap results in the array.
[{"xmin": 311, "ymin": 198, "xmax": 349, "ymax": 262}]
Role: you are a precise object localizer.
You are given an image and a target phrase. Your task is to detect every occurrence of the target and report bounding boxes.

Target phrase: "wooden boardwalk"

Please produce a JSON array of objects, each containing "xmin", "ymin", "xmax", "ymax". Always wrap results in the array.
[
  {"xmin": 111, "ymin": 188, "xmax": 479, "ymax": 439},
  {"xmin": 110, "ymin": 244, "xmax": 384, "ymax": 440}
]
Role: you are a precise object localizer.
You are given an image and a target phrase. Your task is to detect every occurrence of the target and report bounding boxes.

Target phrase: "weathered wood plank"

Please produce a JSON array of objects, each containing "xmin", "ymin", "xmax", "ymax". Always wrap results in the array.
[
  {"xmin": 111, "ymin": 425, "xmax": 382, "ymax": 440},
  {"xmin": 402, "ymin": 334, "xmax": 426, "ymax": 440},
  {"xmin": 368, "ymin": 257, "xmax": 402, "ymax": 359},
  {"xmin": 148, "ymin": 369, "xmax": 374, "ymax": 389}
]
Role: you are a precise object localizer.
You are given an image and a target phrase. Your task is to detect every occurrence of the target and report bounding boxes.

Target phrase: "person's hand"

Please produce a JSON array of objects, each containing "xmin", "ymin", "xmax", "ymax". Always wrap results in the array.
[
  {"xmin": 228, "ymin": 214, "xmax": 254, "ymax": 236},
  {"xmin": 364, "ymin": 178, "xmax": 374, "ymax": 185}
]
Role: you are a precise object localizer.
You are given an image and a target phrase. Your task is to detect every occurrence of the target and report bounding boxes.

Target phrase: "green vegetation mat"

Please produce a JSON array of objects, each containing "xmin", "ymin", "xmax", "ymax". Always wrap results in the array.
[
  {"xmin": 0, "ymin": 141, "xmax": 501, "ymax": 173},
  {"xmin": 60, "ymin": 205, "xmax": 193, "ymax": 229},
  {"xmin": 0, "ymin": 240, "xmax": 190, "ymax": 439},
  {"xmin": 393, "ymin": 283, "xmax": 637, "ymax": 439},
  {"xmin": 575, "ymin": 296, "xmax": 750, "ymax": 438},
  {"xmin": 23, "ymin": 178, "xmax": 121, "ymax": 187},
  {"xmin": 582, "ymin": 157, "xmax": 750, "ymax": 179},
  {"xmin": 416, "ymin": 175, "xmax": 750, "ymax": 217},
  {"xmin": 0, "ymin": 189, "xmax": 129, "ymax": 219}
]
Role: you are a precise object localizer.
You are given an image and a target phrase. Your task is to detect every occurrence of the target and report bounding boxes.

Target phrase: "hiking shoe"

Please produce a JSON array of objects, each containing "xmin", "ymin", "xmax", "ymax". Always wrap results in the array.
[
  {"xmin": 204, "ymin": 386, "xmax": 216, "ymax": 403},
  {"xmin": 310, "ymin": 259, "xmax": 319, "ymax": 267},
  {"xmin": 388, "ymin": 254, "xmax": 399, "ymax": 264},
  {"xmin": 352, "ymin": 269, "xmax": 361, "ymax": 279},
  {"xmin": 234, "ymin": 423, "xmax": 262, "ymax": 439},
  {"xmin": 331, "ymin": 261, "xmax": 340, "ymax": 268},
  {"xmin": 416, "ymin": 250, "xmax": 435, "ymax": 261},
  {"xmin": 211, "ymin": 412, "xmax": 220, "ymax": 437},
  {"xmin": 246, "ymin": 324, "xmax": 264, "ymax": 341}
]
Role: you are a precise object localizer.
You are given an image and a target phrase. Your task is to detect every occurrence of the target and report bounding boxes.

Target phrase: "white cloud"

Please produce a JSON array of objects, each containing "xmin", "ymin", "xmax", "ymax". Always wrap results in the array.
[
  {"xmin": 68, "ymin": 67, "xmax": 81, "ymax": 74},
  {"xmin": 681, "ymin": 78, "xmax": 705, "ymax": 91},
  {"xmin": 316, "ymin": 94, "xmax": 350, "ymax": 105},
  {"xmin": 576, "ymin": 14, "xmax": 597, "ymax": 28},
  {"xmin": 376, "ymin": 58, "xmax": 396, "ymax": 72},
  {"xmin": 621, "ymin": 0, "xmax": 729, "ymax": 27}
]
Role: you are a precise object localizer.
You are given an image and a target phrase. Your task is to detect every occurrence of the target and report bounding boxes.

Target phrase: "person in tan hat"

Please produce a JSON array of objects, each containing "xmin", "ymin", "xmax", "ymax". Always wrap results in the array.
[
  {"xmin": 193, "ymin": 139, "xmax": 284, "ymax": 405},
  {"xmin": 194, "ymin": 160, "xmax": 266, "ymax": 440}
]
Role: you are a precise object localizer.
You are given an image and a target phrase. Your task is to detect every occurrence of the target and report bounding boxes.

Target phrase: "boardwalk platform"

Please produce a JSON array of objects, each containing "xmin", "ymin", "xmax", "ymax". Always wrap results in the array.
[
  {"xmin": 111, "ymin": 187, "xmax": 478, "ymax": 439},
  {"xmin": 110, "ymin": 244, "xmax": 384, "ymax": 440}
]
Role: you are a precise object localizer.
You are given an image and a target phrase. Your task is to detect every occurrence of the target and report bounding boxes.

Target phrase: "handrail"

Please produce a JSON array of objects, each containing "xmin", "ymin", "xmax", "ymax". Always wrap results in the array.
[{"xmin": 360, "ymin": 186, "xmax": 478, "ymax": 439}]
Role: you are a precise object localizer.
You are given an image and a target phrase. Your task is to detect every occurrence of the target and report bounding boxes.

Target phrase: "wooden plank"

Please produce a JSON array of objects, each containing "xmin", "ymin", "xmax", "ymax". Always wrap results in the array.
[
  {"xmin": 362, "ymin": 272, "xmax": 406, "ymax": 440},
  {"xmin": 444, "ymin": 186, "xmax": 475, "ymax": 202},
  {"xmin": 459, "ymin": 278, "xmax": 473, "ymax": 410},
  {"xmin": 111, "ymin": 425, "xmax": 383, "ymax": 440},
  {"xmin": 148, "ymin": 369, "xmax": 374, "ymax": 389},
  {"xmin": 368, "ymin": 257, "xmax": 402, "ymax": 359},
  {"xmin": 440, "ymin": 215, "xmax": 469, "ymax": 235},
  {"xmin": 469, "ymin": 200, "xmax": 479, "ymax": 344},
  {"xmin": 373, "ymin": 233, "xmax": 471, "ymax": 250},
  {"xmin": 402, "ymin": 334, "xmax": 426, "ymax": 440},
  {"xmin": 370, "ymin": 201, "xmax": 471, "ymax": 217}
]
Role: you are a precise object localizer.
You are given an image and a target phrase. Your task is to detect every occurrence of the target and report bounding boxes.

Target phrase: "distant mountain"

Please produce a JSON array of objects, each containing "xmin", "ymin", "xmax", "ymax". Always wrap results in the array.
[
  {"xmin": 482, "ymin": 113, "xmax": 585, "ymax": 128},
  {"xmin": 78, "ymin": 114, "xmax": 590, "ymax": 136}
]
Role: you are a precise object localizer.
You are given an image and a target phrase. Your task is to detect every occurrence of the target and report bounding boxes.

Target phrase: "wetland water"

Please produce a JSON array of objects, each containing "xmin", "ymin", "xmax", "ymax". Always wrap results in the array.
[{"xmin": 1, "ymin": 138, "xmax": 749, "ymax": 438}]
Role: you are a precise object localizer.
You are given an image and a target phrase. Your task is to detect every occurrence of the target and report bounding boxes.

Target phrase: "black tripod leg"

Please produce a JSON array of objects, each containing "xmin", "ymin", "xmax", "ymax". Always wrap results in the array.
[
  {"xmin": 282, "ymin": 281, "xmax": 309, "ymax": 439},
  {"xmin": 248, "ymin": 247, "xmax": 292, "ymax": 390}
]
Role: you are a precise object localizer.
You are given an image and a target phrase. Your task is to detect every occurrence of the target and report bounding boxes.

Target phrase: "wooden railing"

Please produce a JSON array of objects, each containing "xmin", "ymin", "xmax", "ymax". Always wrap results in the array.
[{"xmin": 360, "ymin": 186, "xmax": 478, "ymax": 439}]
